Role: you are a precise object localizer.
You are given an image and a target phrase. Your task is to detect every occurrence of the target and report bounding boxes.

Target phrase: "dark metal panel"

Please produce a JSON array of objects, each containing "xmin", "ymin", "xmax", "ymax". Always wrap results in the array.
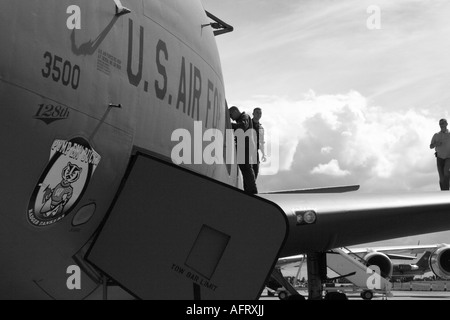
[{"xmin": 87, "ymin": 153, "xmax": 288, "ymax": 300}]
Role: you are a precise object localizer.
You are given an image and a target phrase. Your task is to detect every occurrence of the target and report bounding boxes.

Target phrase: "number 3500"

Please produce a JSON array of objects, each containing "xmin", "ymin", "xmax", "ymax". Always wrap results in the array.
[{"xmin": 42, "ymin": 51, "xmax": 81, "ymax": 90}]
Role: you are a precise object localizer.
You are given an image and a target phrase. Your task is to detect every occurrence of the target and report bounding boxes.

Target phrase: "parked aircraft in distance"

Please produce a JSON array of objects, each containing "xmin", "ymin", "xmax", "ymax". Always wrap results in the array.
[{"xmin": 270, "ymin": 243, "xmax": 450, "ymax": 299}]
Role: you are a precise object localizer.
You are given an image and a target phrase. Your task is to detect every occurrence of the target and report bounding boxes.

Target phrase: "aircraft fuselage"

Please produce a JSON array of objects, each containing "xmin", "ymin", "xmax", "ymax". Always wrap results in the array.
[{"xmin": 0, "ymin": 0, "xmax": 237, "ymax": 299}]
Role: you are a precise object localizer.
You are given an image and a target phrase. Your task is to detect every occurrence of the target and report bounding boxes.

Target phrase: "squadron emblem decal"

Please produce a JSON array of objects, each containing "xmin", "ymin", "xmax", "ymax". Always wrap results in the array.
[{"xmin": 28, "ymin": 137, "xmax": 101, "ymax": 227}]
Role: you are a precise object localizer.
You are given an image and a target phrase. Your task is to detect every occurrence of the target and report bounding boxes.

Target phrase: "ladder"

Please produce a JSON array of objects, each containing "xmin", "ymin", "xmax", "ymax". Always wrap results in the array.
[{"xmin": 326, "ymin": 248, "xmax": 392, "ymax": 297}]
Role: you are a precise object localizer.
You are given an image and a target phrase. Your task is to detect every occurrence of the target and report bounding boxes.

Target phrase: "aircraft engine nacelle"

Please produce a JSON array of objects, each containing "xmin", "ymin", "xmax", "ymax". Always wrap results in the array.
[
  {"xmin": 429, "ymin": 246, "xmax": 450, "ymax": 280},
  {"xmin": 364, "ymin": 252, "xmax": 393, "ymax": 279}
]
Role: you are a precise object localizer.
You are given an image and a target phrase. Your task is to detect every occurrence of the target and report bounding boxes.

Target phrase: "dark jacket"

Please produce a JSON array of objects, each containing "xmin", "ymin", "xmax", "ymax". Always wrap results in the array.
[{"xmin": 232, "ymin": 112, "xmax": 256, "ymax": 164}]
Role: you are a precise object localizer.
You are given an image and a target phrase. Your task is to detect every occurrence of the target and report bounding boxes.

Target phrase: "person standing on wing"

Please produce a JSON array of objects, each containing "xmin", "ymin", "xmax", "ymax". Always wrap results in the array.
[
  {"xmin": 430, "ymin": 118, "xmax": 450, "ymax": 190},
  {"xmin": 229, "ymin": 106, "xmax": 258, "ymax": 194},
  {"xmin": 251, "ymin": 107, "xmax": 267, "ymax": 180}
]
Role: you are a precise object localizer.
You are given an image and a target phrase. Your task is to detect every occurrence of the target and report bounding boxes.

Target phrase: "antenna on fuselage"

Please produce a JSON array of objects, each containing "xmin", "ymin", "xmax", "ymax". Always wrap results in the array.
[{"xmin": 204, "ymin": 11, "xmax": 234, "ymax": 36}]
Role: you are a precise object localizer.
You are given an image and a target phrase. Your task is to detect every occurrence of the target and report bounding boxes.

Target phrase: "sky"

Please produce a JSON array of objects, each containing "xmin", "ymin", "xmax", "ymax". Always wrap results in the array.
[{"xmin": 202, "ymin": 0, "xmax": 450, "ymax": 247}]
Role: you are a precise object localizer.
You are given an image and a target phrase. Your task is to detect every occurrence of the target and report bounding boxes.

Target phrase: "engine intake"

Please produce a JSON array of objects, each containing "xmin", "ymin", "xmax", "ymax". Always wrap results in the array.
[
  {"xmin": 429, "ymin": 246, "xmax": 450, "ymax": 280},
  {"xmin": 364, "ymin": 252, "xmax": 393, "ymax": 279}
]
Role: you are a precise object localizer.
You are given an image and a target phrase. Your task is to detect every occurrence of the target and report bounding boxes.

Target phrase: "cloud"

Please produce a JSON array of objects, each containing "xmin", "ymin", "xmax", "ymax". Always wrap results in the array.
[
  {"xmin": 213, "ymin": 0, "xmax": 450, "ymax": 108},
  {"xmin": 236, "ymin": 90, "xmax": 368, "ymax": 171},
  {"xmin": 321, "ymin": 146, "xmax": 333, "ymax": 154},
  {"xmin": 235, "ymin": 90, "xmax": 444, "ymax": 193},
  {"xmin": 311, "ymin": 159, "xmax": 350, "ymax": 177},
  {"xmin": 205, "ymin": 0, "xmax": 450, "ymax": 250}
]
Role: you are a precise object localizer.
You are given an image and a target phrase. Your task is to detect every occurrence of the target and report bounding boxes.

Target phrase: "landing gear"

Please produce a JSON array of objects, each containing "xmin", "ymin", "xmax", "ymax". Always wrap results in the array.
[
  {"xmin": 269, "ymin": 252, "xmax": 328, "ymax": 300},
  {"xmin": 278, "ymin": 290, "xmax": 288, "ymax": 300},
  {"xmin": 306, "ymin": 252, "xmax": 327, "ymax": 300},
  {"xmin": 360, "ymin": 290, "xmax": 374, "ymax": 300},
  {"xmin": 270, "ymin": 267, "xmax": 305, "ymax": 300},
  {"xmin": 324, "ymin": 291, "xmax": 348, "ymax": 300}
]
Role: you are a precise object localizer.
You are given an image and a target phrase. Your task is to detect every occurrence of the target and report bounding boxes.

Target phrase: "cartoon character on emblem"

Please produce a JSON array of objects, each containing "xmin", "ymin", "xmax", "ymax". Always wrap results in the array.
[{"xmin": 40, "ymin": 162, "xmax": 82, "ymax": 218}]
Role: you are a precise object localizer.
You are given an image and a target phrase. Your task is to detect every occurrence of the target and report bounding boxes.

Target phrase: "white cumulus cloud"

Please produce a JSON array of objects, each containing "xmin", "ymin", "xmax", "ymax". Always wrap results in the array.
[
  {"xmin": 311, "ymin": 159, "xmax": 351, "ymax": 177},
  {"xmin": 321, "ymin": 146, "xmax": 333, "ymax": 154}
]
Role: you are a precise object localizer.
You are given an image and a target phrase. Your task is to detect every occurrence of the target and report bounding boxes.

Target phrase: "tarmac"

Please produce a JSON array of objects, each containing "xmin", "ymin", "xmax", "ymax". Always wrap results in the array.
[
  {"xmin": 260, "ymin": 282, "xmax": 450, "ymax": 300},
  {"xmin": 360, "ymin": 290, "xmax": 450, "ymax": 300}
]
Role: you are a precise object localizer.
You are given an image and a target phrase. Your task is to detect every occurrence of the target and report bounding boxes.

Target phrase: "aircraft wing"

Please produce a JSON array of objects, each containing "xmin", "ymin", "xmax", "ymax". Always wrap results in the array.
[
  {"xmin": 345, "ymin": 245, "xmax": 443, "ymax": 257},
  {"xmin": 262, "ymin": 185, "xmax": 360, "ymax": 194},
  {"xmin": 274, "ymin": 246, "xmax": 439, "ymax": 269},
  {"xmin": 276, "ymin": 254, "xmax": 304, "ymax": 267},
  {"xmin": 259, "ymin": 192, "xmax": 450, "ymax": 258}
]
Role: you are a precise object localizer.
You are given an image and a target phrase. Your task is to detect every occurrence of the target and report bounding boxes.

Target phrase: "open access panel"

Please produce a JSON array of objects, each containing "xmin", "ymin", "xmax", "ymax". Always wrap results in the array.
[{"xmin": 87, "ymin": 153, "xmax": 288, "ymax": 299}]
